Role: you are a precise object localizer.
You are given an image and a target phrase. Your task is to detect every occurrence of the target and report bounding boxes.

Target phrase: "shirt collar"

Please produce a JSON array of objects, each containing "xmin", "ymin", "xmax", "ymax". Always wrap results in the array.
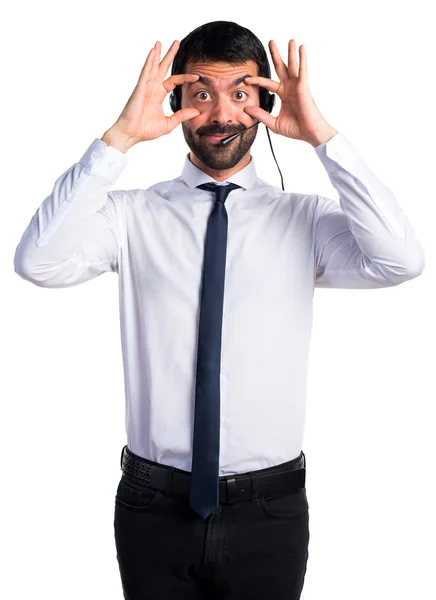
[{"xmin": 181, "ymin": 152, "xmax": 257, "ymax": 191}]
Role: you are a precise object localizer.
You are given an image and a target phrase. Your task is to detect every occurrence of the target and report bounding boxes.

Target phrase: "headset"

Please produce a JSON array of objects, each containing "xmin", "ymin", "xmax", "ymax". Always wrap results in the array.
[{"xmin": 169, "ymin": 59, "xmax": 285, "ymax": 191}]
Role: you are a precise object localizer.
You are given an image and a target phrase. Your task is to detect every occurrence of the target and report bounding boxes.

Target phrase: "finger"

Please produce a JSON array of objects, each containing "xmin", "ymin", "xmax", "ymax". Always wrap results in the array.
[
  {"xmin": 166, "ymin": 108, "xmax": 201, "ymax": 134},
  {"xmin": 244, "ymin": 75, "xmax": 280, "ymax": 95},
  {"xmin": 159, "ymin": 40, "xmax": 180, "ymax": 76},
  {"xmin": 287, "ymin": 40, "xmax": 299, "ymax": 78},
  {"xmin": 151, "ymin": 40, "xmax": 161, "ymax": 75},
  {"xmin": 163, "ymin": 73, "xmax": 200, "ymax": 93},
  {"xmin": 299, "ymin": 45, "xmax": 307, "ymax": 84},
  {"xmin": 243, "ymin": 106, "xmax": 277, "ymax": 133},
  {"xmin": 137, "ymin": 46, "xmax": 156, "ymax": 84},
  {"xmin": 269, "ymin": 40, "xmax": 289, "ymax": 81}
]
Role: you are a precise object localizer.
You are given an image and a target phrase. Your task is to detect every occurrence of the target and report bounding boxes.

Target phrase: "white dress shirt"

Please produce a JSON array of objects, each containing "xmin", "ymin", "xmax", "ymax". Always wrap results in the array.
[{"xmin": 14, "ymin": 132, "xmax": 425, "ymax": 475}]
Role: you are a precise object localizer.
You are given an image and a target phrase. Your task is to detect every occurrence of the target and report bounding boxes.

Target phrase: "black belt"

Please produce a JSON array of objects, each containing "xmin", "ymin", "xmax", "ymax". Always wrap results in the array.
[{"xmin": 120, "ymin": 445, "xmax": 306, "ymax": 504}]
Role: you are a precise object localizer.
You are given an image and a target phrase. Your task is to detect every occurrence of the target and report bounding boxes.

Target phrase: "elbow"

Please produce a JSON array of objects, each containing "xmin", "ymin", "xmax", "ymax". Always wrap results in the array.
[
  {"xmin": 13, "ymin": 246, "xmax": 36, "ymax": 283},
  {"xmin": 385, "ymin": 242, "xmax": 426, "ymax": 282},
  {"xmin": 367, "ymin": 245, "xmax": 426, "ymax": 285},
  {"xmin": 404, "ymin": 258, "xmax": 425, "ymax": 281},
  {"xmin": 404, "ymin": 244, "xmax": 426, "ymax": 280},
  {"xmin": 14, "ymin": 247, "xmax": 59, "ymax": 288},
  {"xmin": 13, "ymin": 250, "xmax": 92, "ymax": 288},
  {"xmin": 14, "ymin": 256, "xmax": 48, "ymax": 287}
]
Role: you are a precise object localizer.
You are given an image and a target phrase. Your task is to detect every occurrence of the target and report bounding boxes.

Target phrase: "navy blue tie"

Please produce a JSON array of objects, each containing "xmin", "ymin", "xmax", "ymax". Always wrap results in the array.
[{"xmin": 190, "ymin": 181, "xmax": 241, "ymax": 519}]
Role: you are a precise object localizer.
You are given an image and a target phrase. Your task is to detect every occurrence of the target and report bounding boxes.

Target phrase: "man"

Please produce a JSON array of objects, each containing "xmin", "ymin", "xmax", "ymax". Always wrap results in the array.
[{"xmin": 14, "ymin": 20, "xmax": 425, "ymax": 600}]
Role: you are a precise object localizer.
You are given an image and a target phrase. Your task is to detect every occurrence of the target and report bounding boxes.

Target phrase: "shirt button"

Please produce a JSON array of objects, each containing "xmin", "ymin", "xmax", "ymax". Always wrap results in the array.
[
  {"xmin": 92, "ymin": 151, "xmax": 101, "ymax": 159},
  {"xmin": 108, "ymin": 160, "xmax": 115, "ymax": 168}
]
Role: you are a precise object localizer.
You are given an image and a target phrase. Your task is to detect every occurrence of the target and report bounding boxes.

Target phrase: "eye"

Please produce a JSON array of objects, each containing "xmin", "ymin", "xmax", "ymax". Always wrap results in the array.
[{"xmin": 194, "ymin": 90, "xmax": 248, "ymax": 102}]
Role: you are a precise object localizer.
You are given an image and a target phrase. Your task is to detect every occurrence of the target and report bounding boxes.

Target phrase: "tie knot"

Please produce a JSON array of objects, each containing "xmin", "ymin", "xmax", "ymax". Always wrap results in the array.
[{"xmin": 196, "ymin": 182, "xmax": 241, "ymax": 203}]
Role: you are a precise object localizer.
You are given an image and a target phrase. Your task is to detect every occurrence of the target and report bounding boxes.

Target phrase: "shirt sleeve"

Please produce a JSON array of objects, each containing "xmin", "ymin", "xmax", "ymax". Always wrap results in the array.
[
  {"xmin": 13, "ymin": 137, "xmax": 129, "ymax": 288},
  {"xmin": 313, "ymin": 132, "xmax": 426, "ymax": 288}
]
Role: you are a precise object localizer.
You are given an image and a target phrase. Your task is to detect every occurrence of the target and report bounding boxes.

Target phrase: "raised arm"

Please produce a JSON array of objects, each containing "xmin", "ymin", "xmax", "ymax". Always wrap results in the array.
[
  {"xmin": 313, "ymin": 135, "xmax": 425, "ymax": 289},
  {"xmin": 14, "ymin": 39, "xmax": 201, "ymax": 288}
]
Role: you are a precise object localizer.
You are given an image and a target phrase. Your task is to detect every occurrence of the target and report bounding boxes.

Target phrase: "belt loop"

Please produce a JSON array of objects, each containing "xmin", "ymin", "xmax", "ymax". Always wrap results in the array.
[
  {"xmin": 120, "ymin": 445, "xmax": 126, "ymax": 470},
  {"xmin": 166, "ymin": 467, "xmax": 175, "ymax": 495},
  {"xmin": 248, "ymin": 471, "xmax": 258, "ymax": 502},
  {"xmin": 225, "ymin": 478, "xmax": 237, "ymax": 503}
]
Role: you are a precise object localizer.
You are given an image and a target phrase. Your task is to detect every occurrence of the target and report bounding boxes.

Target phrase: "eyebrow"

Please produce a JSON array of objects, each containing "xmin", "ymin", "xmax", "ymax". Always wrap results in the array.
[{"xmin": 186, "ymin": 73, "xmax": 254, "ymax": 89}]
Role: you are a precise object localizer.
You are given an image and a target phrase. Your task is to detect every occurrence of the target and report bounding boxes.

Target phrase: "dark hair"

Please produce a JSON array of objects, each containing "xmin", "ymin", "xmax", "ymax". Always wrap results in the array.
[{"xmin": 170, "ymin": 21, "xmax": 272, "ymax": 110}]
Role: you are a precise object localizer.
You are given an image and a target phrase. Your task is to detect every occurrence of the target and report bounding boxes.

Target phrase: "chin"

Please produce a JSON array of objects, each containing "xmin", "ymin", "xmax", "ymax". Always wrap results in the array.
[{"xmin": 182, "ymin": 124, "xmax": 258, "ymax": 170}]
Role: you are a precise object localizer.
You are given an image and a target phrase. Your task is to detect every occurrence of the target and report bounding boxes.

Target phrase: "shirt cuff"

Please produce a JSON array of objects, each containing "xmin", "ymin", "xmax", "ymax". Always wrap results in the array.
[
  {"xmin": 78, "ymin": 137, "xmax": 129, "ymax": 185},
  {"xmin": 314, "ymin": 131, "xmax": 363, "ymax": 175}
]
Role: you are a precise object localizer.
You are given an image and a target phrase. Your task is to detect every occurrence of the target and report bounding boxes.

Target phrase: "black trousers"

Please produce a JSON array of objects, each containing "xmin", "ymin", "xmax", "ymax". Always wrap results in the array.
[{"xmin": 114, "ymin": 447, "xmax": 310, "ymax": 599}]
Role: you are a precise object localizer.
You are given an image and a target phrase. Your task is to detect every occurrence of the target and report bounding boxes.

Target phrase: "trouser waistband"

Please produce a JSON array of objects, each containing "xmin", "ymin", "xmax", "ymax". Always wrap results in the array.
[{"xmin": 119, "ymin": 445, "xmax": 306, "ymax": 504}]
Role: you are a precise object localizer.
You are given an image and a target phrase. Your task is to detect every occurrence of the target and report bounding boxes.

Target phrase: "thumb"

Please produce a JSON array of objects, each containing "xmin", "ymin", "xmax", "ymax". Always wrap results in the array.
[{"xmin": 166, "ymin": 109, "xmax": 200, "ymax": 133}]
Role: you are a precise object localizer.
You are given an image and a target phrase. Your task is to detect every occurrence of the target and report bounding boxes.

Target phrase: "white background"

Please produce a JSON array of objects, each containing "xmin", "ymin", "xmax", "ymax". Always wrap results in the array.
[{"xmin": 2, "ymin": 1, "xmax": 435, "ymax": 599}]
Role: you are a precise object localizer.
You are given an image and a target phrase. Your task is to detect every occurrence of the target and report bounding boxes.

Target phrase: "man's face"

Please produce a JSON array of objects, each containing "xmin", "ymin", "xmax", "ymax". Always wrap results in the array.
[{"xmin": 180, "ymin": 60, "xmax": 260, "ymax": 171}]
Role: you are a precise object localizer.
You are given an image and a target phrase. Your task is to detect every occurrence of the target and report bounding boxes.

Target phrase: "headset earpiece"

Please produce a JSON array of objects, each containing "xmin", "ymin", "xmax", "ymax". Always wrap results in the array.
[{"xmin": 169, "ymin": 89, "xmax": 178, "ymax": 114}]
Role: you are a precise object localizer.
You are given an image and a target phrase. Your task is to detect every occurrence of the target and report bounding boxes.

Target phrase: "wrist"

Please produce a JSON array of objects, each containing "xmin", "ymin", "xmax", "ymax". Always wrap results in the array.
[
  {"xmin": 307, "ymin": 127, "xmax": 339, "ymax": 148},
  {"xmin": 101, "ymin": 127, "xmax": 137, "ymax": 154}
]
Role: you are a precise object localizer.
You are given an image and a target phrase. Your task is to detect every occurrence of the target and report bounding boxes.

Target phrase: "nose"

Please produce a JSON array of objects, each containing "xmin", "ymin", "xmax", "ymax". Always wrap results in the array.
[{"xmin": 208, "ymin": 95, "xmax": 238, "ymax": 125}]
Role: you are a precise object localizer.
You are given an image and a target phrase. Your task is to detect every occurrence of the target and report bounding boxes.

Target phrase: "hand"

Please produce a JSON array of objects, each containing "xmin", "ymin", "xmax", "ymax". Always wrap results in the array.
[
  {"xmin": 111, "ymin": 40, "xmax": 201, "ymax": 144},
  {"xmin": 243, "ymin": 40, "xmax": 337, "ymax": 146}
]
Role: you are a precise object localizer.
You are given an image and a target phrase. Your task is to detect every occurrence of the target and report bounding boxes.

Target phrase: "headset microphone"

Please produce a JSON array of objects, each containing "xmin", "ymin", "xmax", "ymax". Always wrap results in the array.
[
  {"xmin": 218, "ymin": 118, "xmax": 284, "ymax": 191},
  {"xmin": 219, "ymin": 121, "xmax": 261, "ymax": 145}
]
